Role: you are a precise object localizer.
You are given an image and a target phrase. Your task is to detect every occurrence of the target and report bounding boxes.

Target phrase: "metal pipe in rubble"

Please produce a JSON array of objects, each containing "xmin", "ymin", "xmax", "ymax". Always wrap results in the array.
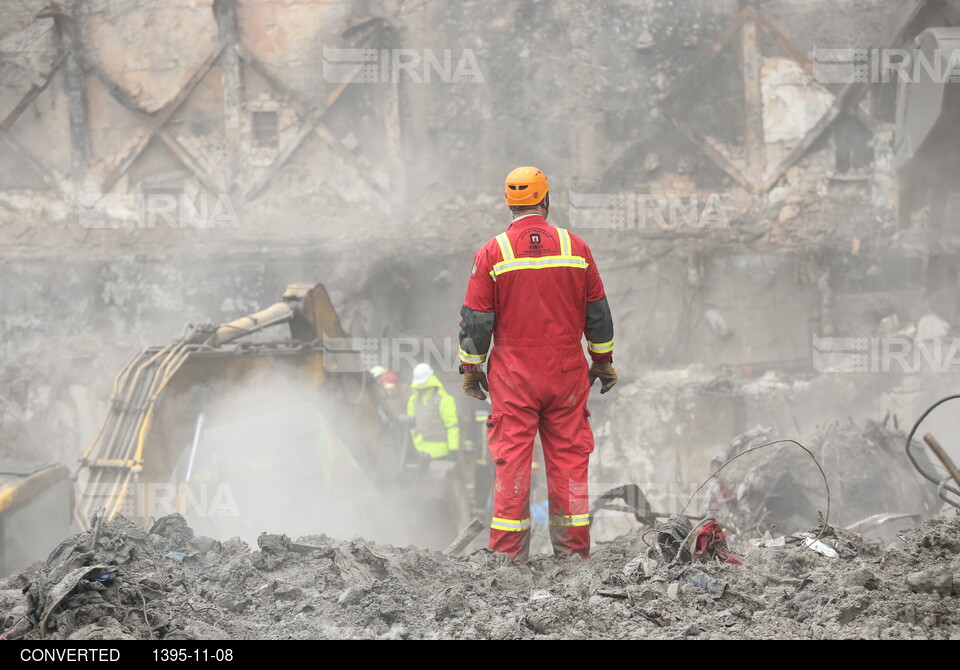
[
  {"xmin": 905, "ymin": 394, "xmax": 960, "ymax": 505},
  {"xmin": 185, "ymin": 413, "xmax": 205, "ymax": 483}
]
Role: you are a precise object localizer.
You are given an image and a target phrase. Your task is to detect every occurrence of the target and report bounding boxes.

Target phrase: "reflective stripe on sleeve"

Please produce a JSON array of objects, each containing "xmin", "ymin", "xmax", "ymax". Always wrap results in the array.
[
  {"xmin": 587, "ymin": 338, "xmax": 614, "ymax": 354},
  {"xmin": 459, "ymin": 348, "xmax": 487, "ymax": 365}
]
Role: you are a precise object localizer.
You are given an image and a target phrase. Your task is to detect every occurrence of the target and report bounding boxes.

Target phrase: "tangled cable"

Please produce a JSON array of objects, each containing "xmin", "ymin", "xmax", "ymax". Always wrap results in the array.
[
  {"xmin": 680, "ymin": 439, "xmax": 831, "ymax": 541},
  {"xmin": 905, "ymin": 394, "xmax": 960, "ymax": 510}
]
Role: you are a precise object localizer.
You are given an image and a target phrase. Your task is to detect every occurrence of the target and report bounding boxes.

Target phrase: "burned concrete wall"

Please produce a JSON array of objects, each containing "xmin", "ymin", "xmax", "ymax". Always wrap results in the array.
[{"xmin": 0, "ymin": 0, "xmax": 910, "ymax": 227}]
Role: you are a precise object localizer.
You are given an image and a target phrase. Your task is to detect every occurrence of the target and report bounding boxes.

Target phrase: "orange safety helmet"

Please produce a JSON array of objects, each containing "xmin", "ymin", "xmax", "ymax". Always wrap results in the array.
[{"xmin": 504, "ymin": 166, "xmax": 550, "ymax": 207}]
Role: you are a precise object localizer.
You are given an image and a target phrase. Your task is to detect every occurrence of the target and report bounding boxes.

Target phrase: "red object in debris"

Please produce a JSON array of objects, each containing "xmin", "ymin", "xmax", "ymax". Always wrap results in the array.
[{"xmin": 690, "ymin": 519, "xmax": 744, "ymax": 566}]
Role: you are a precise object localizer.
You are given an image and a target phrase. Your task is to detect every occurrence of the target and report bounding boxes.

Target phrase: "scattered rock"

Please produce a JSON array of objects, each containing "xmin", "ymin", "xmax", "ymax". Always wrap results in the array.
[
  {"xmin": 149, "ymin": 514, "xmax": 194, "ymax": 546},
  {"xmin": 67, "ymin": 617, "xmax": 136, "ymax": 641},
  {"xmin": 907, "ymin": 568, "xmax": 954, "ymax": 597},
  {"xmin": 189, "ymin": 536, "xmax": 221, "ymax": 554},
  {"xmin": 838, "ymin": 598, "xmax": 871, "ymax": 625},
  {"xmin": 778, "ymin": 205, "xmax": 799, "ymax": 223}
]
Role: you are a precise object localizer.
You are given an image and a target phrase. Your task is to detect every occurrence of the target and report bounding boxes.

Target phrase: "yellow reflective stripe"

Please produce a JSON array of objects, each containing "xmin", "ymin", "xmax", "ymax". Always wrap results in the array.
[
  {"xmin": 459, "ymin": 348, "xmax": 487, "ymax": 364},
  {"xmin": 557, "ymin": 227, "xmax": 571, "ymax": 257},
  {"xmin": 492, "ymin": 255, "xmax": 588, "ymax": 276},
  {"xmin": 490, "ymin": 517, "xmax": 531, "ymax": 532},
  {"xmin": 587, "ymin": 338, "xmax": 614, "ymax": 354},
  {"xmin": 549, "ymin": 514, "xmax": 591, "ymax": 528},
  {"xmin": 495, "ymin": 233, "xmax": 515, "ymax": 262}
]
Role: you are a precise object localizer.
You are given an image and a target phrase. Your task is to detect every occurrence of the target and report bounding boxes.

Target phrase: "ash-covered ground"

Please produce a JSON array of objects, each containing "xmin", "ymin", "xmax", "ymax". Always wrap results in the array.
[{"xmin": 2, "ymin": 511, "xmax": 957, "ymax": 641}]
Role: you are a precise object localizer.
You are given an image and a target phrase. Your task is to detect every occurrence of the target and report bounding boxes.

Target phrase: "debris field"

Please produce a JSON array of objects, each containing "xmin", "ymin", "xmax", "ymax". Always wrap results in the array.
[{"xmin": 2, "ymin": 511, "xmax": 957, "ymax": 640}]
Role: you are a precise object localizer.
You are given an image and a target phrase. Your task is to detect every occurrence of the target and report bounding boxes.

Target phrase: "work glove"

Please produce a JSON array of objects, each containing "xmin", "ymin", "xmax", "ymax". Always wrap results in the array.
[
  {"xmin": 462, "ymin": 370, "xmax": 489, "ymax": 401},
  {"xmin": 589, "ymin": 362, "xmax": 618, "ymax": 394}
]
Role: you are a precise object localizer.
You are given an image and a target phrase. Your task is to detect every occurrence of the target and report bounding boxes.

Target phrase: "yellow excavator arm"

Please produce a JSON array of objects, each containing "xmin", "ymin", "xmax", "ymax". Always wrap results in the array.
[{"xmin": 75, "ymin": 283, "xmax": 387, "ymax": 527}]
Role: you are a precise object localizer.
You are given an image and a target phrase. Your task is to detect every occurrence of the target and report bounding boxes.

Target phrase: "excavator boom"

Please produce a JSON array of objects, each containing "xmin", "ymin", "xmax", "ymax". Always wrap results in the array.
[{"xmin": 75, "ymin": 283, "xmax": 388, "ymax": 527}]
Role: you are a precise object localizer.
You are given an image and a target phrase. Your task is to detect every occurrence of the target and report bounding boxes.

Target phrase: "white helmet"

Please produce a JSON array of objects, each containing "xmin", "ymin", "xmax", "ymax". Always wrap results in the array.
[
  {"xmin": 370, "ymin": 365, "xmax": 387, "ymax": 379},
  {"xmin": 412, "ymin": 363, "xmax": 434, "ymax": 386}
]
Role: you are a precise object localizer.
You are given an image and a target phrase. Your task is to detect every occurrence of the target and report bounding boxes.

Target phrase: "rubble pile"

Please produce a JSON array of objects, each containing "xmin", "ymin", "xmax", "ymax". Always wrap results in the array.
[
  {"xmin": 1, "ymin": 512, "xmax": 957, "ymax": 640},
  {"xmin": 709, "ymin": 419, "xmax": 944, "ymax": 542}
]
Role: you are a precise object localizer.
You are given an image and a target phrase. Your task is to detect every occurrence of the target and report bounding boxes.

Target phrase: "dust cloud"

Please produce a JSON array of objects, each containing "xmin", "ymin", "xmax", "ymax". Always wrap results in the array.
[{"xmin": 152, "ymin": 369, "xmax": 447, "ymax": 550}]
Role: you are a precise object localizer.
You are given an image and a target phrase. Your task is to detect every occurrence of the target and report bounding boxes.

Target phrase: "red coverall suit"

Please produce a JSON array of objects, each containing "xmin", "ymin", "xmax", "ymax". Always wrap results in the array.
[{"xmin": 459, "ymin": 213, "xmax": 615, "ymax": 561}]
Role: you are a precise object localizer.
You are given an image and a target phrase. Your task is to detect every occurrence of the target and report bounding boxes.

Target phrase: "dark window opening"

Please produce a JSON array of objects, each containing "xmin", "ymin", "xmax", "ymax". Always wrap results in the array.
[
  {"xmin": 141, "ymin": 183, "xmax": 185, "ymax": 228},
  {"xmin": 252, "ymin": 111, "xmax": 279, "ymax": 148},
  {"xmin": 833, "ymin": 116, "xmax": 873, "ymax": 174}
]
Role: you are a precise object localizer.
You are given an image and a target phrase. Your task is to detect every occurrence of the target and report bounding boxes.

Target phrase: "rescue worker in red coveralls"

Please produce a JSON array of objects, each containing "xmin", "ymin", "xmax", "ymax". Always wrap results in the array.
[{"xmin": 458, "ymin": 166, "xmax": 618, "ymax": 562}]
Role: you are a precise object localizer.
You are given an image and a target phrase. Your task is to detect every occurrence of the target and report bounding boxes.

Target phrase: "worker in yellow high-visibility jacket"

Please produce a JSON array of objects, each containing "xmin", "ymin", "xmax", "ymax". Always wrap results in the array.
[{"xmin": 406, "ymin": 363, "xmax": 460, "ymax": 459}]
